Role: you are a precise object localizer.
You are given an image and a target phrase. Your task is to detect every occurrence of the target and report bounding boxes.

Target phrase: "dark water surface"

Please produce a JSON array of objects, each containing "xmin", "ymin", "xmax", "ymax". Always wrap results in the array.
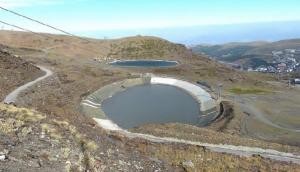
[
  {"xmin": 102, "ymin": 84, "xmax": 209, "ymax": 129},
  {"xmin": 110, "ymin": 60, "xmax": 178, "ymax": 67}
]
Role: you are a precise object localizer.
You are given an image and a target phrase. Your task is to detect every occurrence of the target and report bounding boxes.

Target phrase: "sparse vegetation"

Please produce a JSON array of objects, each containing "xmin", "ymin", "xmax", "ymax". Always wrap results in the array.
[
  {"xmin": 229, "ymin": 87, "xmax": 271, "ymax": 94},
  {"xmin": 0, "ymin": 103, "xmax": 102, "ymax": 171},
  {"xmin": 137, "ymin": 142, "xmax": 299, "ymax": 172},
  {"xmin": 108, "ymin": 36, "xmax": 188, "ymax": 59},
  {"xmin": 0, "ymin": 118, "xmax": 24, "ymax": 134}
]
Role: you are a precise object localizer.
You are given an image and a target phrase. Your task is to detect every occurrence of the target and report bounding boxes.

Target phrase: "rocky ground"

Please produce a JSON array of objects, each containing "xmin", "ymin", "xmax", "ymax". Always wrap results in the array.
[
  {"xmin": 0, "ymin": 103, "xmax": 181, "ymax": 171},
  {"xmin": 1, "ymin": 104, "xmax": 300, "ymax": 172}
]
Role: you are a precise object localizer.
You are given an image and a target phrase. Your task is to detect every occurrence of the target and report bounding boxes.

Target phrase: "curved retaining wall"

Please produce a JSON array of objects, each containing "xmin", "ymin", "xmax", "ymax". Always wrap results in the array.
[
  {"xmin": 80, "ymin": 76, "xmax": 217, "ymax": 130},
  {"xmin": 151, "ymin": 77, "xmax": 216, "ymax": 112}
]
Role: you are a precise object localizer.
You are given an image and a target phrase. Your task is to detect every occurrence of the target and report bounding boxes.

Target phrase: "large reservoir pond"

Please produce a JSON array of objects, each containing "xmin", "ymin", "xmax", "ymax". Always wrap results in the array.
[
  {"xmin": 102, "ymin": 84, "xmax": 208, "ymax": 129},
  {"xmin": 110, "ymin": 60, "xmax": 178, "ymax": 67}
]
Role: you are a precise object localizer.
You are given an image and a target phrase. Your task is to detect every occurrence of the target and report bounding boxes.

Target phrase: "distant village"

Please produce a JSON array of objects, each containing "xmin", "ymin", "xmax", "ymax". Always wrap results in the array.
[{"xmin": 250, "ymin": 49, "xmax": 300, "ymax": 73}]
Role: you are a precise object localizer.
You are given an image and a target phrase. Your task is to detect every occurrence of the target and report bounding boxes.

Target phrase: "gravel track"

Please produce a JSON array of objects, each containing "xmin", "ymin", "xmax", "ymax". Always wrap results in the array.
[{"xmin": 3, "ymin": 66, "xmax": 53, "ymax": 104}]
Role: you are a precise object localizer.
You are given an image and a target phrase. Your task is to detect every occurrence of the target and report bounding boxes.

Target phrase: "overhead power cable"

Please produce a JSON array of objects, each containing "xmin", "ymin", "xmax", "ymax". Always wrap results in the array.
[
  {"xmin": 0, "ymin": 19, "xmax": 52, "ymax": 39},
  {"xmin": 0, "ymin": 19, "xmax": 101, "ymax": 55},
  {"xmin": 0, "ymin": 6, "xmax": 90, "ymax": 42}
]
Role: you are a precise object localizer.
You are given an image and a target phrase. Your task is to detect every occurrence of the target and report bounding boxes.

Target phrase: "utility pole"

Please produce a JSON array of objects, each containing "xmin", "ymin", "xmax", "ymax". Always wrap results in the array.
[{"xmin": 217, "ymin": 83, "xmax": 223, "ymax": 100}]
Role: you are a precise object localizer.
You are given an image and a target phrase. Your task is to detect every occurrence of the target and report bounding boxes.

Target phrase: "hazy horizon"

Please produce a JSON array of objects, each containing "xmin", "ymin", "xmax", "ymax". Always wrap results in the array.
[
  {"xmin": 75, "ymin": 20, "xmax": 300, "ymax": 45},
  {"xmin": 1, "ymin": 0, "xmax": 300, "ymax": 45}
]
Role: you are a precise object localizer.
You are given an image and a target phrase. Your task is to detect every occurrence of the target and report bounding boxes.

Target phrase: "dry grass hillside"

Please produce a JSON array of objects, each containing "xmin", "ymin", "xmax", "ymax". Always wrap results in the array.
[
  {"xmin": 0, "ymin": 30, "xmax": 271, "ymax": 89},
  {"xmin": 0, "ymin": 30, "xmax": 110, "ymax": 58},
  {"xmin": 107, "ymin": 36, "xmax": 191, "ymax": 60},
  {"xmin": 0, "ymin": 103, "xmax": 183, "ymax": 171},
  {"xmin": 1, "ymin": 104, "xmax": 300, "ymax": 171},
  {"xmin": 0, "ymin": 31, "xmax": 190, "ymax": 60},
  {"xmin": 1, "ymin": 31, "xmax": 299, "ymax": 171}
]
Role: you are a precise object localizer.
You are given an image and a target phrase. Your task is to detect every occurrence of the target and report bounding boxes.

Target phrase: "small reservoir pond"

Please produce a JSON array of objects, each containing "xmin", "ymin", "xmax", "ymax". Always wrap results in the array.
[
  {"xmin": 102, "ymin": 84, "xmax": 210, "ymax": 129},
  {"xmin": 110, "ymin": 60, "xmax": 178, "ymax": 67}
]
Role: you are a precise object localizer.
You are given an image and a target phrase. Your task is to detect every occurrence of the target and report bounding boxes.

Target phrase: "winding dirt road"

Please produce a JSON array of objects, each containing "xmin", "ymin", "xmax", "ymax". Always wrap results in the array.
[
  {"xmin": 236, "ymin": 96, "xmax": 300, "ymax": 133},
  {"xmin": 93, "ymin": 118, "xmax": 300, "ymax": 165},
  {"xmin": 3, "ymin": 66, "xmax": 53, "ymax": 104},
  {"xmin": 124, "ymin": 131, "xmax": 300, "ymax": 164}
]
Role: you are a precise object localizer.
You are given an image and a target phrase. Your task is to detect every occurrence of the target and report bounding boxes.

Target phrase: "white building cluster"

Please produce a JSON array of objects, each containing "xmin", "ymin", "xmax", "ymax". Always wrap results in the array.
[{"xmin": 254, "ymin": 49, "xmax": 300, "ymax": 73}]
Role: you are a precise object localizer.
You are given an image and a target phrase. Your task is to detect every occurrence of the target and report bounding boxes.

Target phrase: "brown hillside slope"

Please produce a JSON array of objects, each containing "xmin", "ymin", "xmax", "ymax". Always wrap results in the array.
[
  {"xmin": 1, "ymin": 31, "xmax": 300, "ymax": 171},
  {"xmin": 107, "ymin": 36, "xmax": 191, "ymax": 59},
  {"xmin": 0, "ymin": 30, "xmax": 272, "ymax": 89},
  {"xmin": 0, "ymin": 31, "xmax": 190, "ymax": 60},
  {"xmin": 0, "ymin": 45, "xmax": 43, "ymax": 101}
]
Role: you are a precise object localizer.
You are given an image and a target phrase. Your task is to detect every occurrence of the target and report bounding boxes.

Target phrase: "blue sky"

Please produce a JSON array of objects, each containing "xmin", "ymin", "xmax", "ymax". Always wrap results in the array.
[{"xmin": 1, "ymin": 0, "xmax": 300, "ymax": 43}]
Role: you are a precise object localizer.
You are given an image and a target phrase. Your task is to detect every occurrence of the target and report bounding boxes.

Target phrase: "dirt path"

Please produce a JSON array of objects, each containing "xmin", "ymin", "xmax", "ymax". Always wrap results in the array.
[
  {"xmin": 235, "ymin": 96, "xmax": 300, "ymax": 133},
  {"xmin": 3, "ymin": 66, "xmax": 53, "ymax": 104},
  {"xmin": 123, "ymin": 131, "xmax": 300, "ymax": 164},
  {"xmin": 95, "ymin": 117, "xmax": 300, "ymax": 164}
]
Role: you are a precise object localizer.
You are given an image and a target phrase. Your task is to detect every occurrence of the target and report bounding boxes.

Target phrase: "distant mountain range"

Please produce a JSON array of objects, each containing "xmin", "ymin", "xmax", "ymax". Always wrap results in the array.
[
  {"xmin": 182, "ymin": 21, "xmax": 300, "ymax": 45},
  {"xmin": 80, "ymin": 20, "xmax": 300, "ymax": 45},
  {"xmin": 191, "ymin": 39, "xmax": 300, "ymax": 69}
]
